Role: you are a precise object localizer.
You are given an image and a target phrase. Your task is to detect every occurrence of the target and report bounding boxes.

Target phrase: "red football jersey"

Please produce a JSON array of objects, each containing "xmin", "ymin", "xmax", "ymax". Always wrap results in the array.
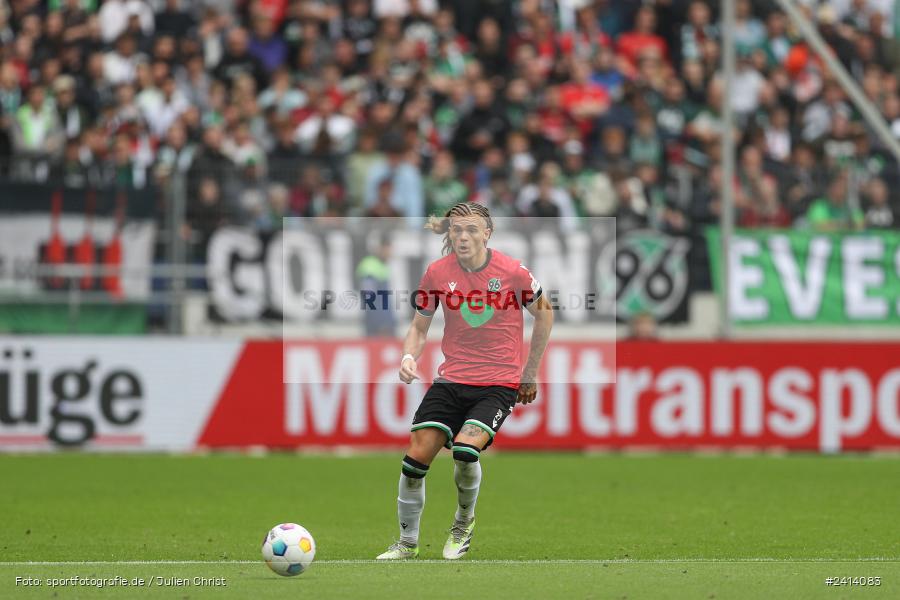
[{"xmin": 414, "ymin": 249, "xmax": 542, "ymax": 389}]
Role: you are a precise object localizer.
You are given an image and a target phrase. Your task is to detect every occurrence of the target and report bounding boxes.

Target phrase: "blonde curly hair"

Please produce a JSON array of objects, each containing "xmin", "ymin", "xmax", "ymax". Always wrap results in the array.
[{"xmin": 425, "ymin": 202, "xmax": 494, "ymax": 256}]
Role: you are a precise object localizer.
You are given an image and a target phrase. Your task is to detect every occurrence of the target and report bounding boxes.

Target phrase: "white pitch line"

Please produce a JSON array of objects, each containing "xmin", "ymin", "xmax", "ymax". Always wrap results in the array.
[{"xmin": 1, "ymin": 558, "xmax": 898, "ymax": 566}]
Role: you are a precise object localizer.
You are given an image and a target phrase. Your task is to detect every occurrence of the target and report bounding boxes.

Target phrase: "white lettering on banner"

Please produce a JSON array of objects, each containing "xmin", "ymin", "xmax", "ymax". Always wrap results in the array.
[
  {"xmin": 614, "ymin": 369, "xmax": 651, "ymax": 436},
  {"xmin": 768, "ymin": 368, "xmax": 815, "ymax": 438},
  {"xmin": 271, "ymin": 345, "xmax": 900, "ymax": 450},
  {"xmin": 769, "ymin": 235, "xmax": 830, "ymax": 319},
  {"xmin": 729, "ymin": 238, "xmax": 769, "ymax": 320},
  {"xmin": 208, "ymin": 225, "xmax": 620, "ymax": 324},
  {"xmin": 7, "ymin": 340, "xmax": 900, "ymax": 452},
  {"xmin": 373, "ymin": 345, "xmax": 421, "ymax": 436},
  {"xmin": 270, "ymin": 230, "xmax": 324, "ymax": 322},
  {"xmin": 652, "ymin": 368, "xmax": 703, "ymax": 437},
  {"xmin": 820, "ymin": 369, "xmax": 873, "ymax": 453},
  {"xmin": 842, "ymin": 238, "xmax": 888, "ymax": 319},
  {"xmin": 877, "ymin": 370, "xmax": 900, "ymax": 436},
  {"xmin": 208, "ymin": 228, "xmax": 265, "ymax": 321},
  {"xmin": 576, "ymin": 350, "xmax": 613, "ymax": 436},
  {"xmin": 711, "ymin": 369, "xmax": 763, "ymax": 437},
  {"xmin": 532, "ymin": 231, "xmax": 591, "ymax": 322},
  {"xmin": 326, "ymin": 231, "xmax": 356, "ymax": 320},
  {"xmin": 0, "ymin": 338, "xmax": 241, "ymax": 451},
  {"xmin": 546, "ymin": 349, "xmax": 571, "ymax": 435},
  {"xmin": 615, "ymin": 369, "xmax": 653, "ymax": 435},
  {"xmin": 374, "ymin": 379, "xmax": 421, "ymax": 436},
  {"xmin": 284, "ymin": 347, "xmax": 367, "ymax": 435},
  {"xmin": 386, "ymin": 230, "xmax": 429, "ymax": 320},
  {"xmin": 0, "ymin": 351, "xmax": 143, "ymax": 445}
]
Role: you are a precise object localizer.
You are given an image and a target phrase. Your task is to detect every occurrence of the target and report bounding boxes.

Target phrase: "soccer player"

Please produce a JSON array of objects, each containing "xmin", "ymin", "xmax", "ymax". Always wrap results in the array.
[{"xmin": 376, "ymin": 202, "xmax": 554, "ymax": 560}]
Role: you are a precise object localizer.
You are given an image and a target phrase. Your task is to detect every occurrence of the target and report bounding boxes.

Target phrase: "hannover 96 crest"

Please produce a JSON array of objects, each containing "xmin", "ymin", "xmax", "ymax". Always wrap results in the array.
[
  {"xmin": 597, "ymin": 230, "xmax": 689, "ymax": 322},
  {"xmin": 487, "ymin": 278, "xmax": 501, "ymax": 292}
]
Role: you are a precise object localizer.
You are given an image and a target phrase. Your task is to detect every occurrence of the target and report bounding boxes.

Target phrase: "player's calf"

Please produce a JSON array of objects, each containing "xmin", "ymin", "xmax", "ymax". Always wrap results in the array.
[
  {"xmin": 376, "ymin": 455, "xmax": 430, "ymax": 560},
  {"xmin": 443, "ymin": 442, "xmax": 482, "ymax": 559}
]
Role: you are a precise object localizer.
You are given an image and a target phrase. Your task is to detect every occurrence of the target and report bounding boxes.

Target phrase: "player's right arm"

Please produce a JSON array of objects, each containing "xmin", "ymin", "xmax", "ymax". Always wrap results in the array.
[{"xmin": 399, "ymin": 310, "xmax": 432, "ymax": 384}]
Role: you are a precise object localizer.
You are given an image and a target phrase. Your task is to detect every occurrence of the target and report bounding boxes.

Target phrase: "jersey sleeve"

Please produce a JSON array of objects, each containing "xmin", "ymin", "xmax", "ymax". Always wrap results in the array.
[
  {"xmin": 413, "ymin": 265, "xmax": 439, "ymax": 316},
  {"xmin": 515, "ymin": 262, "xmax": 543, "ymax": 307}
]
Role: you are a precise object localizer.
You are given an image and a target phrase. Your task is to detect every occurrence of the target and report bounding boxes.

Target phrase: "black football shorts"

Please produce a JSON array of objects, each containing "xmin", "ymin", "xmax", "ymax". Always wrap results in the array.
[{"xmin": 410, "ymin": 378, "xmax": 518, "ymax": 450}]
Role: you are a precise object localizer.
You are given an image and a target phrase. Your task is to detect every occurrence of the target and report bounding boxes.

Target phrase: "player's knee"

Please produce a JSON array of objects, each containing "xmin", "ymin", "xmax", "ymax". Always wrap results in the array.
[
  {"xmin": 401, "ymin": 455, "xmax": 430, "ymax": 480},
  {"xmin": 452, "ymin": 442, "xmax": 480, "ymax": 463}
]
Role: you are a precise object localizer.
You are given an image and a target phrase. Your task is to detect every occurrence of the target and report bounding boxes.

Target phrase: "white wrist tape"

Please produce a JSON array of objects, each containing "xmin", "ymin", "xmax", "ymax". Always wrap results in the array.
[{"xmin": 401, "ymin": 353, "xmax": 415, "ymax": 366}]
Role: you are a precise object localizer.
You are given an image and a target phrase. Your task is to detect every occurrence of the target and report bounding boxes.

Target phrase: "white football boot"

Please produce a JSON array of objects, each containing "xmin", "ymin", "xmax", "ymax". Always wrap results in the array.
[
  {"xmin": 375, "ymin": 540, "xmax": 419, "ymax": 560},
  {"xmin": 442, "ymin": 518, "xmax": 475, "ymax": 559}
]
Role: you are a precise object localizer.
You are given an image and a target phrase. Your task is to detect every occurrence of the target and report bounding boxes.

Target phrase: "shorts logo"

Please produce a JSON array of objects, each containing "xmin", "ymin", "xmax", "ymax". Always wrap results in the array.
[
  {"xmin": 488, "ymin": 278, "xmax": 501, "ymax": 292},
  {"xmin": 492, "ymin": 409, "xmax": 503, "ymax": 429}
]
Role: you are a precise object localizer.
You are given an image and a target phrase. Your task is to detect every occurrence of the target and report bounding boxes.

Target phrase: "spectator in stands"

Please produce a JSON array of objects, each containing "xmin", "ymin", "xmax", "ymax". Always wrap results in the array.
[
  {"xmin": 52, "ymin": 75, "xmax": 89, "ymax": 141},
  {"xmin": 629, "ymin": 112, "xmax": 662, "ymax": 168},
  {"xmin": 363, "ymin": 131, "xmax": 423, "ymax": 227},
  {"xmin": 451, "ymin": 79, "xmax": 509, "ymax": 162},
  {"xmin": 144, "ymin": 76, "xmax": 188, "ymax": 137},
  {"xmin": 215, "ymin": 26, "xmax": 268, "ymax": 90},
  {"xmin": 267, "ymin": 117, "xmax": 301, "ymax": 185},
  {"xmin": 739, "ymin": 175, "xmax": 791, "ymax": 228},
  {"xmin": 11, "ymin": 84, "xmax": 63, "ymax": 181},
  {"xmin": 0, "ymin": 0, "xmax": 896, "ymax": 244},
  {"xmin": 506, "ymin": 129, "xmax": 535, "ymax": 189},
  {"xmin": 425, "ymin": 150, "xmax": 467, "ymax": 217},
  {"xmin": 185, "ymin": 176, "xmax": 230, "ymax": 264},
  {"xmin": 733, "ymin": 0, "xmax": 765, "ymax": 55},
  {"xmin": 628, "ymin": 311, "xmax": 658, "ymax": 340},
  {"xmin": 155, "ymin": 0, "xmax": 194, "ymax": 39},
  {"xmin": 154, "ymin": 121, "xmax": 195, "ymax": 181},
  {"xmin": 863, "ymin": 177, "xmax": 896, "ymax": 229},
  {"xmin": 249, "ymin": 13, "xmax": 287, "ymax": 74},
  {"xmin": 560, "ymin": 58, "xmax": 609, "ymax": 139},
  {"xmin": 344, "ymin": 128, "xmax": 382, "ymax": 214},
  {"xmin": 473, "ymin": 170, "xmax": 518, "ymax": 217},
  {"xmin": 99, "ymin": 0, "xmax": 154, "ymax": 45},
  {"xmin": 295, "ymin": 94, "xmax": 357, "ymax": 158},
  {"xmin": 616, "ymin": 5, "xmax": 668, "ymax": 76},
  {"xmin": 258, "ymin": 67, "xmax": 306, "ymax": 117},
  {"xmin": 806, "ymin": 172, "xmax": 864, "ymax": 231},
  {"xmin": 516, "ymin": 162, "xmax": 579, "ymax": 231},
  {"xmin": 763, "ymin": 105, "xmax": 791, "ymax": 163},
  {"xmin": 175, "ymin": 53, "xmax": 213, "ymax": 112},
  {"xmin": 473, "ymin": 17, "xmax": 509, "ymax": 82},
  {"xmin": 103, "ymin": 33, "xmax": 143, "ymax": 85},
  {"xmin": 560, "ymin": 139, "xmax": 604, "ymax": 218},
  {"xmin": 366, "ymin": 175, "xmax": 402, "ymax": 220},
  {"xmin": 680, "ymin": 1, "xmax": 718, "ymax": 63},
  {"xmin": 357, "ymin": 232, "xmax": 397, "ymax": 338}
]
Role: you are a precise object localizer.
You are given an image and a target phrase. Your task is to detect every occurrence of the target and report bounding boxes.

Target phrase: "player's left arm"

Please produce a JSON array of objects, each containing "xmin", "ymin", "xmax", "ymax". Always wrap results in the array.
[{"xmin": 518, "ymin": 293, "xmax": 554, "ymax": 404}]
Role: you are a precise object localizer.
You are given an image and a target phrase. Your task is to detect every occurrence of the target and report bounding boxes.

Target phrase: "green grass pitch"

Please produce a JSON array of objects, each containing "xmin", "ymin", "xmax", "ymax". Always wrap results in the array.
[{"xmin": 1, "ymin": 453, "xmax": 898, "ymax": 599}]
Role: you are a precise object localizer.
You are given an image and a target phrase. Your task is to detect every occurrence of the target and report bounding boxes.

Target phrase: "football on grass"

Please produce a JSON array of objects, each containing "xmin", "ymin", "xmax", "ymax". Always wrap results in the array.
[{"xmin": 261, "ymin": 523, "xmax": 316, "ymax": 576}]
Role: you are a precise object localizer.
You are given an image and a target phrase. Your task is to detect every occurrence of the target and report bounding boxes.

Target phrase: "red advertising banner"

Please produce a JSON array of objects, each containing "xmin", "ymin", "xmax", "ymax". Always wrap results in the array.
[{"xmin": 197, "ymin": 341, "xmax": 900, "ymax": 452}]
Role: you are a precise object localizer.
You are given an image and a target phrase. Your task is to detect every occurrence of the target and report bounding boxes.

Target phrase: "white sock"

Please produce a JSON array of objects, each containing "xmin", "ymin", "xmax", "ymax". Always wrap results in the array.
[
  {"xmin": 398, "ymin": 473, "xmax": 425, "ymax": 545},
  {"xmin": 454, "ymin": 460, "xmax": 482, "ymax": 522}
]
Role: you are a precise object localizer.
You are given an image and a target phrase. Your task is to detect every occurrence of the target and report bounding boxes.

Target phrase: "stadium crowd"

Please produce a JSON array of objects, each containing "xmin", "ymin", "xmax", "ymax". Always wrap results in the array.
[{"xmin": 1, "ymin": 0, "xmax": 900, "ymax": 252}]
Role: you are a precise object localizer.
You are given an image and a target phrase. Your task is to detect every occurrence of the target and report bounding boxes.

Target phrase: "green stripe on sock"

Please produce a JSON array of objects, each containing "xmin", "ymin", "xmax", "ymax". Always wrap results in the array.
[
  {"xmin": 452, "ymin": 445, "xmax": 481, "ymax": 458},
  {"xmin": 401, "ymin": 460, "xmax": 429, "ymax": 475}
]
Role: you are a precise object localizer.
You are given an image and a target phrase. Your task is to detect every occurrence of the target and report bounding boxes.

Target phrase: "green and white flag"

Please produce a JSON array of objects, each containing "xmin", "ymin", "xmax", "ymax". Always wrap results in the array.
[{"xmin": 707, "ymin": 228, "xmax": 900, "ymax": 325}]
